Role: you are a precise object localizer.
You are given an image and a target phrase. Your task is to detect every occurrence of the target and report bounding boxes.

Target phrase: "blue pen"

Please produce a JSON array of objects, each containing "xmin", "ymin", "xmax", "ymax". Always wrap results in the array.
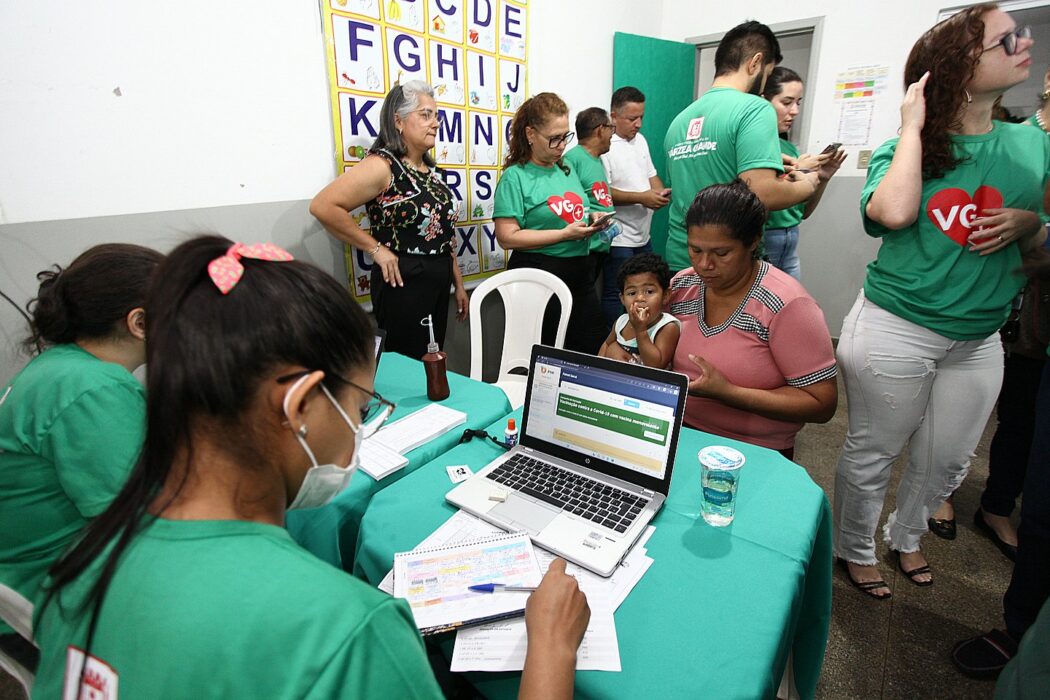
[{"xmin": 468, "ymin": 583, "xmax": 537, "ymax": 593}]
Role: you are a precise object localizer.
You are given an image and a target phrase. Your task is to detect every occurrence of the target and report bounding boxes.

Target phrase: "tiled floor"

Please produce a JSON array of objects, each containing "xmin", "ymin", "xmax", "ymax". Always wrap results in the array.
[{"xmin": 1, "ymin": 381, "xmax": 1014, "ymax": 699}]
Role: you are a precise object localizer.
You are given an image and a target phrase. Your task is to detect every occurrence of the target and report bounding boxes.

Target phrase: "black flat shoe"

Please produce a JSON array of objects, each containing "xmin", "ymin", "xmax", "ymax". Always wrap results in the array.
[
  {"xmin": 927, "ymin": 516, "xmax": 957, "ymax": 540},
  {"xmin": 952, "ymin": 629, "xmax": 1017, "ymax": 679},
  {"xmin": 973, "ymin": 509, "xmax": 1018, "ymax": 562}
]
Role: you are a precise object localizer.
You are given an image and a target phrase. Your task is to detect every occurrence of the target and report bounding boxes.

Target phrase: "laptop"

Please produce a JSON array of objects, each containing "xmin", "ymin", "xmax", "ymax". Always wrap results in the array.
[
  {"xmin": 446, "ymin": 345, "xmax": 688, "ymax": 577},
  {"xmin": 373, "ymin": 329, "xmax": 387, "ymax": 365}
]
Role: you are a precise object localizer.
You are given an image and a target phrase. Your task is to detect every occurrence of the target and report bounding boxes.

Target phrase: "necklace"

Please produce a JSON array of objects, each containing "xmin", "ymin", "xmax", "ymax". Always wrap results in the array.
[{"xmin": 1036, "ymin": 109, "xmax": 1049, "ymax": 133}]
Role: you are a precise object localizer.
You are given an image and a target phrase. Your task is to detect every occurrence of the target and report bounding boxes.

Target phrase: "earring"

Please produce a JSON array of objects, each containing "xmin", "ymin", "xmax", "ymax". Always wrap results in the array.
[
  {"xmin": 1042, "ymin": 89, "xmax": 1050, "ymax": 101},
  {"xmin": 298, "ymin": 425, "xmax": 308, "ymax": 438},
  {"xmin": 964, "ymin": 89, "xmax": 973, "ymax": 104}
]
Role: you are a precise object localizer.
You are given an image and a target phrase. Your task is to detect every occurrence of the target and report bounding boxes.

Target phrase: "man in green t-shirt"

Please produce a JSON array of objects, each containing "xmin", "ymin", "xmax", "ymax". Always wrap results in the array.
[
  {"xmin": 663, "ymin": 21, "xmax": 818, "ymax": 271},
  {"xmin": 564, "ymin": 108, "xmax": 618, "ymax": 290}
]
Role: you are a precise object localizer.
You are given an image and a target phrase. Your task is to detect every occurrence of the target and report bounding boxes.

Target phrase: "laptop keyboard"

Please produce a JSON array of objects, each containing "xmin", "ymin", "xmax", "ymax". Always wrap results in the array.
[{"xmin": 485, "ymin": 453, "xmax": 649, "ymax": 533}]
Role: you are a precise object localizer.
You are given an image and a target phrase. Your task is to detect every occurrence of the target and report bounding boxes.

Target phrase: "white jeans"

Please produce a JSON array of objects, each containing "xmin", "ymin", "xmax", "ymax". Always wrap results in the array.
[{"xmin": 833, "ymin": 291, "xmax": 1004, "ymax": 564}]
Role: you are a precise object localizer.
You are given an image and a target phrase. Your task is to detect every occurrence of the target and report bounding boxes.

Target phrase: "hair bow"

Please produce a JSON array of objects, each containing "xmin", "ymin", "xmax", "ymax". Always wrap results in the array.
[{"xmin": 207, "ymin": 242, "xmax": 294, "ymax": 295}]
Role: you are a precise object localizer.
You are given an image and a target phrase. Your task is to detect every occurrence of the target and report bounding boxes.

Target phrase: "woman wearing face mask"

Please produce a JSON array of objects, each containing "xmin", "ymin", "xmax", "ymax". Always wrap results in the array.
[
  {"xmin": 31, "ymin": 236, "xmax": 590, "ymax": 699},
  {"xmin": 760, "ymin": 67, "xmax": 846, "ymax": 279},
  {"xmin": 494, "ymin": 92, "xmax": 607, "ymax": 353},
  {"xmin": 311, "ymin": 80, "xmax": 468, "ymax": 360},
  {"xmin": 0, "ymin": 244, "xmax": 161, "ymax": 663}
]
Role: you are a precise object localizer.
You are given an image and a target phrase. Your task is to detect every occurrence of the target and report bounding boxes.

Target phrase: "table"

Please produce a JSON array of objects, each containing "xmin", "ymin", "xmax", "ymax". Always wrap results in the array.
[
  {"xmin": 286, "ymin": 353, "xmax": 511, "ymax": 568},
  {"xmin": 356, "ymin": 410, "xmax": 832, "ymax": 700}
]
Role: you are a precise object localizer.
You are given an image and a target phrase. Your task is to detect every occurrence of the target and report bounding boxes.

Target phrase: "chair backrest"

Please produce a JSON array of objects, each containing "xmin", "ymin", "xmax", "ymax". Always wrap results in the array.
[
  {"xmin": 0, "ymin": 584, "xmax": 36, "ymax": 694},
  {"xmin": 468, "ymin": 268, "xmax": 573, "ymax": 383}
]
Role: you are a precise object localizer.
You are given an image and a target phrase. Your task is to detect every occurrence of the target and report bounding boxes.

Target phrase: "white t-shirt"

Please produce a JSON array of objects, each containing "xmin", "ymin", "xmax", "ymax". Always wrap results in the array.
[{"xmin": 601, "ymin": 132, "xmax": 658, "ymax": 247}]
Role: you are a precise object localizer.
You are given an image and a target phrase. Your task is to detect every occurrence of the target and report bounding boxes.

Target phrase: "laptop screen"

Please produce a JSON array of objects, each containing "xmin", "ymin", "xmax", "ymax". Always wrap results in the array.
[{"xmin": 521, "ymin": 347, "xmax": 686, "ymax": 492}]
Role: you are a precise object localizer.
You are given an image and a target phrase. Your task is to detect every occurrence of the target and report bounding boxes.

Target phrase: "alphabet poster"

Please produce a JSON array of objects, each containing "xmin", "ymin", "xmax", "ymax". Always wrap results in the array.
[{"xmin": 322, "ymin": 0, "xmax": 528, "ymax": 302}]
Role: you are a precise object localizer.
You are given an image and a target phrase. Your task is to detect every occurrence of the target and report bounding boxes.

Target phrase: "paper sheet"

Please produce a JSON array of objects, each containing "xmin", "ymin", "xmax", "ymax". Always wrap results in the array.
[
  {"xmin": 393, "ymin": 531, "xmax": 542, "ymax": 633},
  {"xmin": 452, "ymin": 605, "xmax": 621, "ymax": 672},
  {"xmin": 358, "ymin": 439, "xmax": 409, "ymax": 480},
  {"xmin": 370, "ymin": 404, "xmax": 467, "ymax": 454}
]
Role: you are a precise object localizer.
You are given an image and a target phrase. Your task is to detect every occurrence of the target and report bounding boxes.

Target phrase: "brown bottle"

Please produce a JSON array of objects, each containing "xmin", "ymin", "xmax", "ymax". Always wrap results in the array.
[{"xmin": 421, "ymin": 314, "xmax": 450, "ymax": 400}]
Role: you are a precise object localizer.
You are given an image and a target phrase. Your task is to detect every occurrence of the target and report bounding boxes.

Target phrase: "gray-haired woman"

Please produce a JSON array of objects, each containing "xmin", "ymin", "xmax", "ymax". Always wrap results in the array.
[{"xmin": 311, "ymin": 80, "xmax": 468, "ymax": 359}]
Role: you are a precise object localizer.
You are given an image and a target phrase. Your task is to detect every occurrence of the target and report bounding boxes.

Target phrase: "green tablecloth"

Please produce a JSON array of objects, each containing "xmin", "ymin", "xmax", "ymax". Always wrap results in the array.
[
  {"xmin": 356, "ymin": 409, "xmax": 832, "ymax": 699},
  {"xmin": 286, "ymin": 353, "xmax": 511, "ymax": 568}
]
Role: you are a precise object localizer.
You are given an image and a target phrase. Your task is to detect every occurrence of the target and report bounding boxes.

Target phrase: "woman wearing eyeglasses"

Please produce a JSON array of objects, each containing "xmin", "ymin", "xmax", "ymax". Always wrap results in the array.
[
  {"xmin": 311, "ymin": 80, "xmax": 468, "ymax": 360},
  {"xmin": 31, "ymin": 235, "xmax": 590, "ymax": 699},
  {"xmin": 834, "ymin": 5, "xmax": 1049, "ymax": 600},
  {"xmin": 494, "ymin": 93, "xmax": 608, "ymax": 353}
]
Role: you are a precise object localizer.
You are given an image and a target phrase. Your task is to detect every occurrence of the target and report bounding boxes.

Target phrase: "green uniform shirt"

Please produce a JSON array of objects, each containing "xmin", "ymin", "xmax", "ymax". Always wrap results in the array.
[
  {"xmin": 663, "ymin": 87, "xmax": 784, "ymax": 271},
  {"xmin": 765, "ymin": 139, "xmax": 805, "ymax": 229},
  {"xmin": 0, "ymin": 344, "xmax": 144, "ymax": 633},
  {"xmin": 493, "ymin": 160, "xmax": 592, "ymax": 258},
  {"xmin": 564, "ymin": 146, "xmax": 615, "ymax": 253},
  {"xmin": 861, "ymin": 122, "xmax": 1050, "ymax": 340},
  {"xmin": 33, "ymin": 519, "xmax": 444, "ymax": 699}
]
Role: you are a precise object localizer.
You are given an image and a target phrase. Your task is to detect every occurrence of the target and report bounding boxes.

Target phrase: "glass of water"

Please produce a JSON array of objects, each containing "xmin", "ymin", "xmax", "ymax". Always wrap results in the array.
[{"xmin": 698, "ymin": 446, "xmax": 746, "ymax": 526}]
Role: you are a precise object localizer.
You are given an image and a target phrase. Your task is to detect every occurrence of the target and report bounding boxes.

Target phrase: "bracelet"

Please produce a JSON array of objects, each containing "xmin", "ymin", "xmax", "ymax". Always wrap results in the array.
[{"xmin": 368, "ymin": 242, "xmax": 381, "ymax": 256}]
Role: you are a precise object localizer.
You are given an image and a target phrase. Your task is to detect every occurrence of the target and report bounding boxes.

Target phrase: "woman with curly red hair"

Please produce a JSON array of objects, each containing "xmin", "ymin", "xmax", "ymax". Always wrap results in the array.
[{"xmin": 833, "ymin": 4, "xmax": 1049, "ymax": 599}]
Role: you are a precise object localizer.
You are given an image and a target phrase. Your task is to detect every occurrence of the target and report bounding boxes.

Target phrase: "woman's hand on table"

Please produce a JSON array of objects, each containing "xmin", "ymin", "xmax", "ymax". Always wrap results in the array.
[
  {"xmin": 561, "ymin": 219, "xmax": 598, "ymax": 241},
  {"xmin": 372, "ymin": 245, "xmax": 403, "ymax": 287},
  {"xmin": 968, "ymin": 208, "xmax": 1043, "ymax": 256},
  {"xmin": 454, "ymin": 284, "xmax": 469, "ymax": 321},
  {"xmin": 685, "ymin": 354, "xmax": 731, "ymax": 399},
  {"xmin": 525, "ymin": 558, "xmax": 589, "ymax": 658}
]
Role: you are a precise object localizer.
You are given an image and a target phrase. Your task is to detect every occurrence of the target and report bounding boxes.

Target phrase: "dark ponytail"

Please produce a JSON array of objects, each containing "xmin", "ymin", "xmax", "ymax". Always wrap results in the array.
[
  {"xmin": 23, "ymin": 244, "xmax": 163, "ymax": 354},
  {"xmin": 43, "ymin": 235, "xmax": 374, "ymax": 641}
]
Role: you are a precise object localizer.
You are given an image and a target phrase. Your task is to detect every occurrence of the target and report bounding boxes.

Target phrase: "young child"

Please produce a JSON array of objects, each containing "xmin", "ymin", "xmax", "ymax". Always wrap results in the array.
[{"xmin": 598, "ymin": 253, "xmax": 681, "ymax": 368}]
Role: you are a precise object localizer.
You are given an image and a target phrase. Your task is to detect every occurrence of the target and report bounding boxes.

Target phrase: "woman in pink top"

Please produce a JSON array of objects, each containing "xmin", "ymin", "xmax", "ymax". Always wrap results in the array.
[{"xmin": 669, "ymin": 180, "xmax": 838, "ymax": 459}]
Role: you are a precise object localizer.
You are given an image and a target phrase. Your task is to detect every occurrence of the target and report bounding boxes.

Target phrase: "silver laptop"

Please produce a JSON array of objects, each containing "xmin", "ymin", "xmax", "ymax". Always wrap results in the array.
[{"xmin": 446, "ymin": 345, "xmax": 688, "ymax": 577}]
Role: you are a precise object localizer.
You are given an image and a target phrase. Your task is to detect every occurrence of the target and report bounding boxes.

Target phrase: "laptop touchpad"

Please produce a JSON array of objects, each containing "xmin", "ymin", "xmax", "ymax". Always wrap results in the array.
[{"xmin": 490, "ymin": 493, "xmax": 559, "ymax": 534}]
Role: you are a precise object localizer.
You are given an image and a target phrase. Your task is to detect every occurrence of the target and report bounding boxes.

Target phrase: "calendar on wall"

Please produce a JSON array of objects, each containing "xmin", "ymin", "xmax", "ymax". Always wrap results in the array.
[{"xmin": 320, "ymin": 0, "xmax": 528, "ymax": 303}]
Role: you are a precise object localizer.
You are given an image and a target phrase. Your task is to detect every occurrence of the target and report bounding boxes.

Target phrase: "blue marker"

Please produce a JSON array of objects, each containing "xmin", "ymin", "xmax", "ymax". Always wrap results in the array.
[{"xmin": 468, "ymin": 583, "xmax": 537, "ymax": 593}]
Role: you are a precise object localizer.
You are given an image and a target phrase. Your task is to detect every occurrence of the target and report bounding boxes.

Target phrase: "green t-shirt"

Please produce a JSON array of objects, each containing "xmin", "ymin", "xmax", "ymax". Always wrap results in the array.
[
  {"xmin": 765, "ymin": 139, "xmax": 805, "ymax": 229},
  {"xmin": 663, "ymin": 87, "xmax": 784, "ymax": 271},
  {"xmin": 861, "ymin": 122, "xmax": 1050, "ymax": 340},
  {"xmin": 493, "ymin": 160, "xmax": 592, "ymax": 258},
  {"xmin": 0, "ymin": 344, "xmax": 144, "ymax": 633},
  {"xmin": 32, "ymin": 518, "xmax": 444, "ymax": 699},
  {"xmin": 563, "ymin": 146, "xmax": 615, "ymax": 253}
]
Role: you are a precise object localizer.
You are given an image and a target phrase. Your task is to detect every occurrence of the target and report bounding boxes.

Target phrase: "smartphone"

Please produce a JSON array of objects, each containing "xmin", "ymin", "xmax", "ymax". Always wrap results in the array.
[
  {"xmin": 820, "ymin": 142, "xmax": 843, "ymax": 155},
  {"xmin": 660, "ymin": 188, "xmax": 672, "ymax": 198},
  {"xmin": 592, "ymin": 213, "xmax": 617, "ymax": 229}
]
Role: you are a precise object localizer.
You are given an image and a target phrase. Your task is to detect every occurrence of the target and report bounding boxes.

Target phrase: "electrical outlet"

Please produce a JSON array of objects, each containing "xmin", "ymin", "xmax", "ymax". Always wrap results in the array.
[{"xmin": 857, "ymin": 150, "xmax": 873, "ymax": 169}]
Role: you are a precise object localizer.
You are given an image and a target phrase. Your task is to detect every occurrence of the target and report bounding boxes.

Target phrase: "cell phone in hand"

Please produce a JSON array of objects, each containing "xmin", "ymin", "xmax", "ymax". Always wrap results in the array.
[
  {"xmin": 592, "ymin": 213, "xmax": 617, "ymax": 230},
  {"xmin": 820, "ymin": 142, "xmax": 843, "ymax": 155}
]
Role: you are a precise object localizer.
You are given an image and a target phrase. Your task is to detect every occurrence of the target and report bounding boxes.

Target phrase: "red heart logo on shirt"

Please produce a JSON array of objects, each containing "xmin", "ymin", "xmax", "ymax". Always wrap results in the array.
[
  {"xmin": 592, "ymin": 182, "xmax": 613, "ymax": 208},
  {"xmin": 925, "ymin": 186, "xmax": 1004, "ymax": 246},
  {"xmin": 547, "ymin": 192, "xmax": 585, "ymax": 224}
]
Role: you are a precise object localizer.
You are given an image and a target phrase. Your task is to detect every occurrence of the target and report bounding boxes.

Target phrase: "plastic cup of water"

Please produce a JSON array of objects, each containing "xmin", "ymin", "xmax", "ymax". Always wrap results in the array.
[{"xmin": 698, "ymin": 446, "xmax": 745, "ymax": 526}]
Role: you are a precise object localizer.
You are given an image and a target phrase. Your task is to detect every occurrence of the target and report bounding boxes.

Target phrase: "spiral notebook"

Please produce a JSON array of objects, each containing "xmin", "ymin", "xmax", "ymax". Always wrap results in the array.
[{"xmin": 392, "ymin": 531, "xmax": 542, "ymax": 636}]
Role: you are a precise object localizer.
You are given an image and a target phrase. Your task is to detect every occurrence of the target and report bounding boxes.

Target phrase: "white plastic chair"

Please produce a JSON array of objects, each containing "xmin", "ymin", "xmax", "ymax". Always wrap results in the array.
[
  {"xmin": 469, "ymin": 268, "xmax": 572, "ymax": 409},
  {"xmin": 0, "ymin": 584, "xmax": 36, "ymax": 695}
]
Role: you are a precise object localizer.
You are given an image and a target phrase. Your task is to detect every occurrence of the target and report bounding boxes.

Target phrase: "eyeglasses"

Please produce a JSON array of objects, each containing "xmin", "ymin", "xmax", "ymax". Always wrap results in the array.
[
  {"xmin": 277, "ymin": 370, "xmax": 396, "ymax": 438},
  {"xmin": 982, "ymin": 25, "xmax": 1031, "ymax": 56},
  {"xmin": 534, "ymin": 129, "xmax": 575, "ymax": 148},
  {"xmin": 412, "ymin": 108, "xmax": 441, "ymax": 124}
]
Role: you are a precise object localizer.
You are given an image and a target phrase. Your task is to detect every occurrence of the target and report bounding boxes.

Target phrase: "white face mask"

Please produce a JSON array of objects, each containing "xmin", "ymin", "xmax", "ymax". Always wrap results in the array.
[{"xmin": 283, "ymin": 375, "xmax": 363, "ymax": 511}]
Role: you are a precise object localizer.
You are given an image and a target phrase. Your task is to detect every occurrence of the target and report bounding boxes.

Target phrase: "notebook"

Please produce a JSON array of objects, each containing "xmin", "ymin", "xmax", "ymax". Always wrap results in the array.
[
  {"xmin": 392, "ymin": 531, "xmax": 542, "ymax": 635},
  {"xmin": 446, "ymin": 345, "xmax": 687, "ymax": 577}
]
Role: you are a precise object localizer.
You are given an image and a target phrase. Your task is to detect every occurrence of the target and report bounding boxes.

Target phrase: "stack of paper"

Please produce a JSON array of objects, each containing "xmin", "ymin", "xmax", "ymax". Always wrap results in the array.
[
  {"xmin": 358, "ymin": 440, "xmax": 408, "ymax": 480},
  {"xmin": 360, "ymin": 404, "xmax": 467, "ymax": 480},
  {"xmin": 370, "ymin": 404, "xmax": 467, "ymax": 455}
]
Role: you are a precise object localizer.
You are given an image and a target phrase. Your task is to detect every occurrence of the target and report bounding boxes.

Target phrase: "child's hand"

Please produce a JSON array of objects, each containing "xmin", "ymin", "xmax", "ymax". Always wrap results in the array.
[
  {"xmin": 628, "ymin": 302, "xmax": 651, "ymax": 331},
  {"xmin": 605, "ymin": 343, "xmax": 635, "ymax": 363}
]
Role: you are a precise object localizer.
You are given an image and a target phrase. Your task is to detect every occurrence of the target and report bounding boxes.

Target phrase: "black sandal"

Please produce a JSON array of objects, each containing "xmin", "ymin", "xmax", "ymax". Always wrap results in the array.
[
  {"xmin": 837, "ymin": 558, "xmax": 892, "ymax": 600},
  {"xmin": 893, "ymin": 550, "xmax": 934, "ymax": 587}
]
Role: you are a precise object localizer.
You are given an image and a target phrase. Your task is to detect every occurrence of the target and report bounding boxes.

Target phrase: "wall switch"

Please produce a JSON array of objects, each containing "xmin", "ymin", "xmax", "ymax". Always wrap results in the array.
[{"xmin": 857, "ymin": 150, "xmax": 873, "ymax": 169}]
